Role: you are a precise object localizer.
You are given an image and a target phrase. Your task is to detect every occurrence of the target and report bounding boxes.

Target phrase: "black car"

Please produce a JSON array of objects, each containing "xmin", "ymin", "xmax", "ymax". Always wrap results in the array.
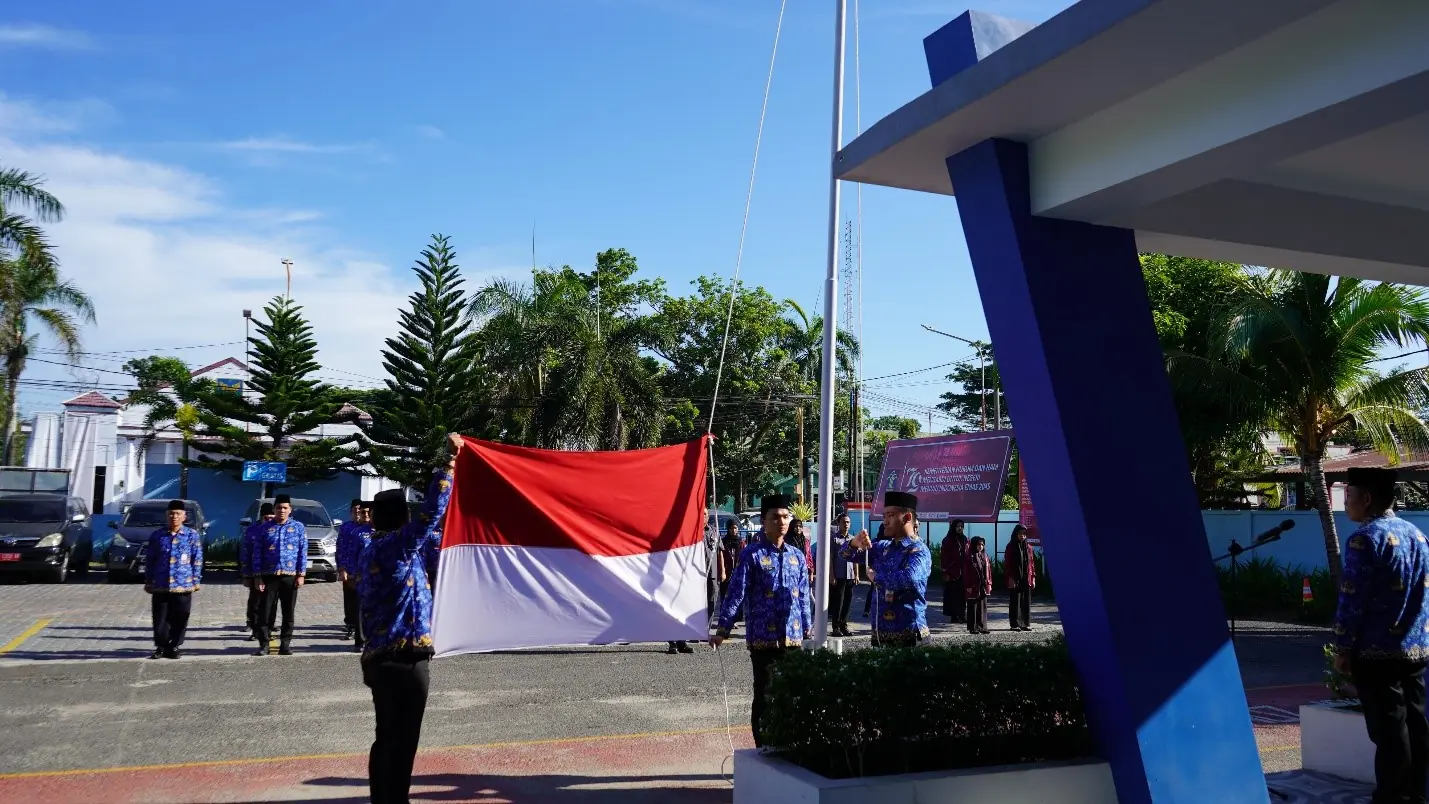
[
  {"xmin": 106, "ymin": 499, "xmax": 210, "ymax": 583},
  {"xmin": 0, "ymin": 494, "xmax": 94, "ymax": 583}
]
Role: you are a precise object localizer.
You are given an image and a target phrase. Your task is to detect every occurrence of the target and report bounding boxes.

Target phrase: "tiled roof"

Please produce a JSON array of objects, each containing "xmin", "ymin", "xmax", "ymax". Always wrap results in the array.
[
  {"xmin": 62, "ymin": 391, "xmax": 123, "ymax": 410},
  {"xmin": 334, "ymin": 402, "xmax": 373, "ymax": 424},
  {"xmin": 1267, "ymin": 450, "xmax": 1429, "ymax": 477}
]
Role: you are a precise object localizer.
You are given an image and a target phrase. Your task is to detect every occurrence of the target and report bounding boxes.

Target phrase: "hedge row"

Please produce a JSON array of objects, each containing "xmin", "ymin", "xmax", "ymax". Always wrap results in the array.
[{"xmin": 761, "ymin": 635, "xmax": 1091, "ymax": 779}]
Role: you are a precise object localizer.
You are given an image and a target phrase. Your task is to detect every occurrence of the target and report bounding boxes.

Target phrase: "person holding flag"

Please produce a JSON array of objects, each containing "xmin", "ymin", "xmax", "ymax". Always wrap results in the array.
[
  {"xmin": 710, "ymin": 494, "xmax": 811, "ymax": 748},
  {"xmin": 357, "ymin": 432, "xmax": 460, "ymax": 804},
  {"xmin": 846, "ymin": 491, "xmax": 931, "ymax": 647}
]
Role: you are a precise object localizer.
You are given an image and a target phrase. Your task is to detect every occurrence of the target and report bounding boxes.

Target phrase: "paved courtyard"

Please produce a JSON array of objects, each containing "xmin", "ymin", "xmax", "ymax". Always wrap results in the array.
[{"xmin": 0, "ymin": 572, "xmax": 1365, "ymax": 802}]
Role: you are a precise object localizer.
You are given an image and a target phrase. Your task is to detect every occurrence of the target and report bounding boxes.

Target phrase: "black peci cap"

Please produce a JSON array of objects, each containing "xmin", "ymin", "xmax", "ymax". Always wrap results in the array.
[{"xmin": 884, "ymin": 491, "xmax": 918, "ymax": 512}]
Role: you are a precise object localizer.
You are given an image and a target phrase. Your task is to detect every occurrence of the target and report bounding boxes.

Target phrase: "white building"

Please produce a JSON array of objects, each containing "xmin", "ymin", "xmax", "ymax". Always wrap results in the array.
[{"xmin": 23, "ymin": 357, "xmax": 397, "ymax": 516}]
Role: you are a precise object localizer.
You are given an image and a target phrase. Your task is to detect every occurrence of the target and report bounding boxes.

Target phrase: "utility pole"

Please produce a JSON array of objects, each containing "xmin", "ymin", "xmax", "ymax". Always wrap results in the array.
[
  {"xmin": 796, "ymin": 406, "xmax": 805, "ymax": 501},
  {"xmin": 281, "ymin": 258, "xmax": 294, "ymax": 299},
  {"xmin": 922, "ymin": 325, "xmax": 989, "ymax": 430}
]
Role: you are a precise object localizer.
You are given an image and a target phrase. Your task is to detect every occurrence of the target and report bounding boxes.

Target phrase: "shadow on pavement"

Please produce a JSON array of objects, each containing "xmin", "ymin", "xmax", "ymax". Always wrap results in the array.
[{"xmin": 298, "ymin": 772, "xmax": 732, "ymax": 803}]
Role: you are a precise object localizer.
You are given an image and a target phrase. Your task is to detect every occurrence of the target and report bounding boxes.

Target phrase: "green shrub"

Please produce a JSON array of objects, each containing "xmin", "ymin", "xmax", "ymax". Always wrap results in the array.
[
  {"xmin": 761, "ymin": 635, "xmax": 1091, "ymax": 779},
  {"xmin": 1212, "ymin": 556, "xmax": 1335, "ymax": 624}
]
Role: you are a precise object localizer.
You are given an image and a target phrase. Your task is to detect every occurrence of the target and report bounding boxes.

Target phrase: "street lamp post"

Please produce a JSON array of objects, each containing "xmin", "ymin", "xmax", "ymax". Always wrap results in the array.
[{"xmin": 922, "ymin": 325, "xmax": 992, "ymax": 430}]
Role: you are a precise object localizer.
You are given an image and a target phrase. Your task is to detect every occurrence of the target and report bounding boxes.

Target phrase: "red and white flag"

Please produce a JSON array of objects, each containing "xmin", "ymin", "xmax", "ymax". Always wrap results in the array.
[{"xmin": 432, "ymin": 436, "xmax": 711, "ymax": 656}]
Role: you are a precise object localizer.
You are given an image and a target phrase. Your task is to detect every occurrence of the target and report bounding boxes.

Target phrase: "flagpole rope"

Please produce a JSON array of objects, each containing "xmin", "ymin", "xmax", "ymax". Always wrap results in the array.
[{"xmin": 704, "ymin": 0, "xmax": 790, "ymax": 785}]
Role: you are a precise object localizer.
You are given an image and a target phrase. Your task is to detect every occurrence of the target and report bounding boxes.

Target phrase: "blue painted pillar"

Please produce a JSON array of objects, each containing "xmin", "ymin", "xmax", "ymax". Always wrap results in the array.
[{"xmin": 942, "ymin": 137, "xmax": 1267, "ymax": 804}]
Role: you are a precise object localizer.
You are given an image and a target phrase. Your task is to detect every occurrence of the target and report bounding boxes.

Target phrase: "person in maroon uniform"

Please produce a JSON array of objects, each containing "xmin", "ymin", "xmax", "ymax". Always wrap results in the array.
[
  {"xmin": 941, "ymin": 520, "xmax": 968, "ymax": 624},
  {"xmin": 963, "ymin": 535, "xmax": 992, "ymax": 634},
  {"xmin": 1004, "ymin": 524, "xmax": 1036, "ymax": 631}
]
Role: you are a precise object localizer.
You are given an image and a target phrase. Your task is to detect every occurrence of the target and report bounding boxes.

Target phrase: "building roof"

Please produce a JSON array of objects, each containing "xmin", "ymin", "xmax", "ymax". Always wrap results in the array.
[
  {"xmin": 1265, "ymin": 450, "xmax": 1429, "ymax": 480},
  {"xmin": 334, "ymin": 402, "xmax": 373, "ymax": 425},
  {"xmin": 61, "ymin": 391, "xmax": 122, "ymax": 410},
  {"xmin": 188, "ymin": 357, "xmax": 246, "ymax": 378},
  {"xmin": 838, "ymin": 0, "xmax": 1429, "ymax": 284}
]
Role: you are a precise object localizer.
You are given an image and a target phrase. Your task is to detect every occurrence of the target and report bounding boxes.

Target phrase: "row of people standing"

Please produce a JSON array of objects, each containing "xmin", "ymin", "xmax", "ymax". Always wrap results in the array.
[
  {"xmin": 713, "ymin": 491, "xmax": 933, "ymax": 747},
  {"xmin": 940, "ymin": 521, "xmax": 1038, "ymax": 633}
]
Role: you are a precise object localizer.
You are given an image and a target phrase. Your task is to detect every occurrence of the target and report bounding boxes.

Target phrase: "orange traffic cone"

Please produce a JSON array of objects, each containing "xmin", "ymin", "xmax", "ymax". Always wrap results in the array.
[{"xmin": 1302, "ymin": 577, "xmax": 1313, "ymax": 603}]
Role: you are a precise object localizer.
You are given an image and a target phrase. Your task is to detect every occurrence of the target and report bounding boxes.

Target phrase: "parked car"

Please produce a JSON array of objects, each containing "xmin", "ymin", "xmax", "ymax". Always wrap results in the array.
[
  {"xmin": 0, "ymin": 494, "xmax": 93, "ymax": 583},
  {"xmin": 238, "ymin": 498, "xmax": 339, "ymax": 582},
  {"xmin": 106, "ymin": 499, "xmax": 210, "ymax": 583}
]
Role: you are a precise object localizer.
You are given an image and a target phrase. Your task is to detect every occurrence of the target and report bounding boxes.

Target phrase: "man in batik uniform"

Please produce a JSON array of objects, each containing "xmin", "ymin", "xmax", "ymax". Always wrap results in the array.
[
  {"xmin": 710, "ymin": 494, "xmax": 811, "ymax": 748},
  {"xmin": 1333, "ymin": 467, "xmax": 1429, "ymax": 804},
  {"xmin": 357, "ymin": 433, "xmax": 459, "ymax": 804},
  {"xmin": 845, "ymin": 490, "xmax": 931, "ymax": 647},
  {"xmin": 144, "ymin": 499, "xmax": 203, "ymax": 660}
]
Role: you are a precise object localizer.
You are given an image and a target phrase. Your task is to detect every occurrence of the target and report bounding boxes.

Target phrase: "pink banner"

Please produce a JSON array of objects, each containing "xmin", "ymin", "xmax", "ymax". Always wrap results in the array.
[{"xmin": 871, "ymin": 431, "xmax": 1013, "ymax": 522}]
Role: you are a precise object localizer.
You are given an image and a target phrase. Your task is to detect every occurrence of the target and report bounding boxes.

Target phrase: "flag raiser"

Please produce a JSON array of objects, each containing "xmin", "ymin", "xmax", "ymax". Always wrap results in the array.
[{"xmin": 432, "ymin": 436, "xmax": 711, "ymax": 656}]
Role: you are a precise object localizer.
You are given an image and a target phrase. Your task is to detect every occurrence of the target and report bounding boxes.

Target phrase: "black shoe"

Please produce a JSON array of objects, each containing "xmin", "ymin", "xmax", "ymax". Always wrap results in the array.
[
  {"xmin": 163, "ymin": 648, "xmax": 180, "ymax": 659},
  {"xmin": 979, "ymin": 629, "xmax": 990, "ymax": 634},
  {"xmin": 352, "ymin": 643, "xmax": 363, "ymax": 653},
  {"xmin": 676, "ymin": 641, "xmax": 694, "ymax": 654},
  {"xmin": 278, "ymin": 646, "xmax": 293, "ymax": 656},
  {"xmin": 149, "ymin": 649, "xmax": 164, "ymax": 660},
  {"xmin": 252, "ymin": 647, "xmax": 268, "ymax": 656},
  {"xmin": 666, "ymin": 642, "xmax": 679, "ymax": 655},
  {"xmin": 342, "ymin": 627, "xmax": 355, "ymax": 640}
]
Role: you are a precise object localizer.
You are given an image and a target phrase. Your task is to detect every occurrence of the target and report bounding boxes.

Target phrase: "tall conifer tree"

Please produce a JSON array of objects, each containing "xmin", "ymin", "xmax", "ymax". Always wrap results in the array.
[
  {"xmin": 361, "ymin": 234, "xmax": 489, "ymax": 486},
  {"xmin": 189, "ymin": 296, "xmax": 357, "ymax": 485}
]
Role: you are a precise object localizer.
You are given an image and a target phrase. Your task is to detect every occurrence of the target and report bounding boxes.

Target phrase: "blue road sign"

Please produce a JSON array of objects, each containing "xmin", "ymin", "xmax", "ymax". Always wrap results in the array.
[{"xmin": 242, "ymin": 461, "xmax": 288, "ymax": 484}]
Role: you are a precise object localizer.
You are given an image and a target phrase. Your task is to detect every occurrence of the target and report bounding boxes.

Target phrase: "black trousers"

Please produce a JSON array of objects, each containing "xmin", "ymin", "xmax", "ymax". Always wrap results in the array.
[
  {"xmin": 829, "ymin": 579, "xmax": 855, "ymax": 627},
  {"xmin": 258, "ymin": 575, "xmax": 299, "ymax": 647},
  {"xmin": 364, "ymin": 653, "xmax": 431, "ymax": 804},
  {"xmin": 246, "ymin": 583, "xmax": 275, "ymax": 633},
  {"xmin": 966, "ymin": 595, "xmax": 988, "ymax": 633},
  {"xmin": 944, "ymin": 580, "xmax": 966, "ymax": 622},
  {"xmin": 1009, "ymin": 585, "xmax": 1032, "ymax": 629},
  {"xmin": 1353, "ymin": 657, "xmax": 1429, "ymax": 803},
  {"xmin": 749, "ymin": 647, "xmax": 800, "ymax": 748},
  {"xmin": 863, "ymin": 583, "xmax": 875, "ymax": 615},
  {"xmin": 343, "ymin": 581, "xmax": 365, "ymax": 645},
  {"xmin": 151, "ymin": 592, "xmax": 193, "ymax": 650}
]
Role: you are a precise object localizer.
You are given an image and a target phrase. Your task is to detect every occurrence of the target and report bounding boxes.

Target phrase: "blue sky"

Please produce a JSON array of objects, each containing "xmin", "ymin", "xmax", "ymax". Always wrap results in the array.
[{"xmin": 1, "ymin": 0, "xmax": 1074, "ymax": 421}]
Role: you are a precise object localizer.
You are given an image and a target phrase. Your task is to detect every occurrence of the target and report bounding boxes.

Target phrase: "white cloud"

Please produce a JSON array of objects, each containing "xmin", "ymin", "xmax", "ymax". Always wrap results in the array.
[
  {"xmin": 0, "ymin": 24, "xmax": 93, "ymax": 50},
  {"xmin": 0, "ymin": 94, "xmax": 113, "ymax": 135},
  {"xmin": 0, "ymin": 136, "xmax": 519, "ymax": 405},
  {"xmin": 413, "ymin": 125, "xmax": 445, "ymax": 140},
  {"xmin": 217, "ymin": 137, "xmax": 371, "ymax": 155}
]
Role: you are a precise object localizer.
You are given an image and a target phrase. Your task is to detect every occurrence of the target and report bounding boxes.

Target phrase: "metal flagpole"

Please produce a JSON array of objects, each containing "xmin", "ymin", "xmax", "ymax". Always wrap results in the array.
[{"xmin": 813, "ymin": 0, "xmax": 848, "ymax": 650}]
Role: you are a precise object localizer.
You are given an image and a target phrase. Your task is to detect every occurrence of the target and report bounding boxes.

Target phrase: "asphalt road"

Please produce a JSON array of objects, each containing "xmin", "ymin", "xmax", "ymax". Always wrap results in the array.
[
  {"xmin": 0, "ymin": 573, "xmax": 1065, "ymax": 777},
  {"xmin": 0, "ymin": 573, "xmax": 1331, "ymax": 792}
]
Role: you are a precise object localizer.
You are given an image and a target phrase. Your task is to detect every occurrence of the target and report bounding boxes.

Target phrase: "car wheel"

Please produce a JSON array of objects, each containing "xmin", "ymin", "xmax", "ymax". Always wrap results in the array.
[
  {"xmin": 107, "ymin": 569, "xmax": 129, "ymax": 584},
  {"xmin": 44, "ymin": 550, "xmax": 69, "ymax": 584}
]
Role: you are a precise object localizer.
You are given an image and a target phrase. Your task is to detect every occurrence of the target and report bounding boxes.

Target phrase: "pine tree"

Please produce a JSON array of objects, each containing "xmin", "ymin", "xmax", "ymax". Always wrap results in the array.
[
  {"xmin": 361, "ymin": 234, "xmax": 489, "ymax": 486},
  {"xmin": 189, "ymin": 296, "xmax": 357, "ymax": 486}
]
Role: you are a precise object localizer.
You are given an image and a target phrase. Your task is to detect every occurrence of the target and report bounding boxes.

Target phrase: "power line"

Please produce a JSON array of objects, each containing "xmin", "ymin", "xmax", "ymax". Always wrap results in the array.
[{"xmin": 31, "ymin": 341, "xmax": 244, "ymax": 357}]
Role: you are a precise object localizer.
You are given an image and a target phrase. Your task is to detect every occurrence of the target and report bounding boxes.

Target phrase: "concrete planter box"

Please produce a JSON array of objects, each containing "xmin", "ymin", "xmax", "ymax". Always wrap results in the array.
[
  {"xmin": 1300, "ymin": 701, "xmax": 1372, "ymax": 783},
  {"xmin": 733, "ymin": 748, "xmax": 1116, "ymax": 804}
]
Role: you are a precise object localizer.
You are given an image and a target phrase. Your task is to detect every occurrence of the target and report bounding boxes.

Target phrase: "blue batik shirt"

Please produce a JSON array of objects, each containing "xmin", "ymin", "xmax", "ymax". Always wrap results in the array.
[
  {"xmin": 249, "ymin": 519, "xmax": 307, "ymax": 576},
  {"xmin": 357, "ymin": 469, "xmax": 453, "ymax": 660},
  {"xmin": 145, "ymin": 526, "xmax": 203, "ymax": 593},
  {"xmin": 843, "ymin": 533, "xmax": 932, "ymax": 646},
  {"xmin": 238, "ymin": 519, "xmax": 270, "ymax": 579},
  {"xmin": 716, "ymin": 533, "xmax": 812, "ymax": 649},
  {"xmin": 336, "ymin": 520, "xmax": 373, "ymax": 576},
  {"xmin": 1334, "ymin": 511, "xmax": 1429, "ymax": 660}
]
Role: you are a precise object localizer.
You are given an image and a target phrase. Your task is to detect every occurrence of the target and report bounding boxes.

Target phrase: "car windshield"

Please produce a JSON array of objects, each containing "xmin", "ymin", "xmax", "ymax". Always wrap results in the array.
[
  {"xmin": 289, "ymin": 506, "xmax": 331, "ymax": 527},
  {"xmin": 123, "ymin": 505, "xmax": 197, "ymax": 528},
  {"xmin": 0, "ymin": 498, "xmax": 66, "ymax": 523}
]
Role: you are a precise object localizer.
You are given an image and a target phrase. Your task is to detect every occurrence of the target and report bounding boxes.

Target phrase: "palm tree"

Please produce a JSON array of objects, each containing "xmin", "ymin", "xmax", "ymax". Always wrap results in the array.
[
  {"xmin": 0, "ymin": 167, "xmax": 89, "ymax": 463},
  {"xmin": 1175, "ymin": 271, "xmax": 1429, "ymax": 589},
  {"xmin": 124, "ymin": 357, "xmax": 215, "ymax": 499},
  {"xmin": 0, "ymin": 249, "xmax": 96, "ymax": 462},
  {"xmin": 473, "ymin": 266, "xmax": 665, "ymax": 451},
  {"xmin": 782, "ymin": 300, "xmax": 860, "ymax": 500}
]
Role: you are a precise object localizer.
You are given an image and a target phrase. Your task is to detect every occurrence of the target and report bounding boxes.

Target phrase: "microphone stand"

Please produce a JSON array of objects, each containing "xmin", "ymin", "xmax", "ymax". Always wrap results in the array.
[{"xmin": 1212, "ymin": 533, "xmax": 1282, "ymax": 642}]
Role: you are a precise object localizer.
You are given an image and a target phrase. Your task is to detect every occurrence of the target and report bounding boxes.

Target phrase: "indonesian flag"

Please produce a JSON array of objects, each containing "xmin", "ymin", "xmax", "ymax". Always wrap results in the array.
[{"xmin": 432, "ymin": 436, "xmax": 711, "ymax": 656}]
